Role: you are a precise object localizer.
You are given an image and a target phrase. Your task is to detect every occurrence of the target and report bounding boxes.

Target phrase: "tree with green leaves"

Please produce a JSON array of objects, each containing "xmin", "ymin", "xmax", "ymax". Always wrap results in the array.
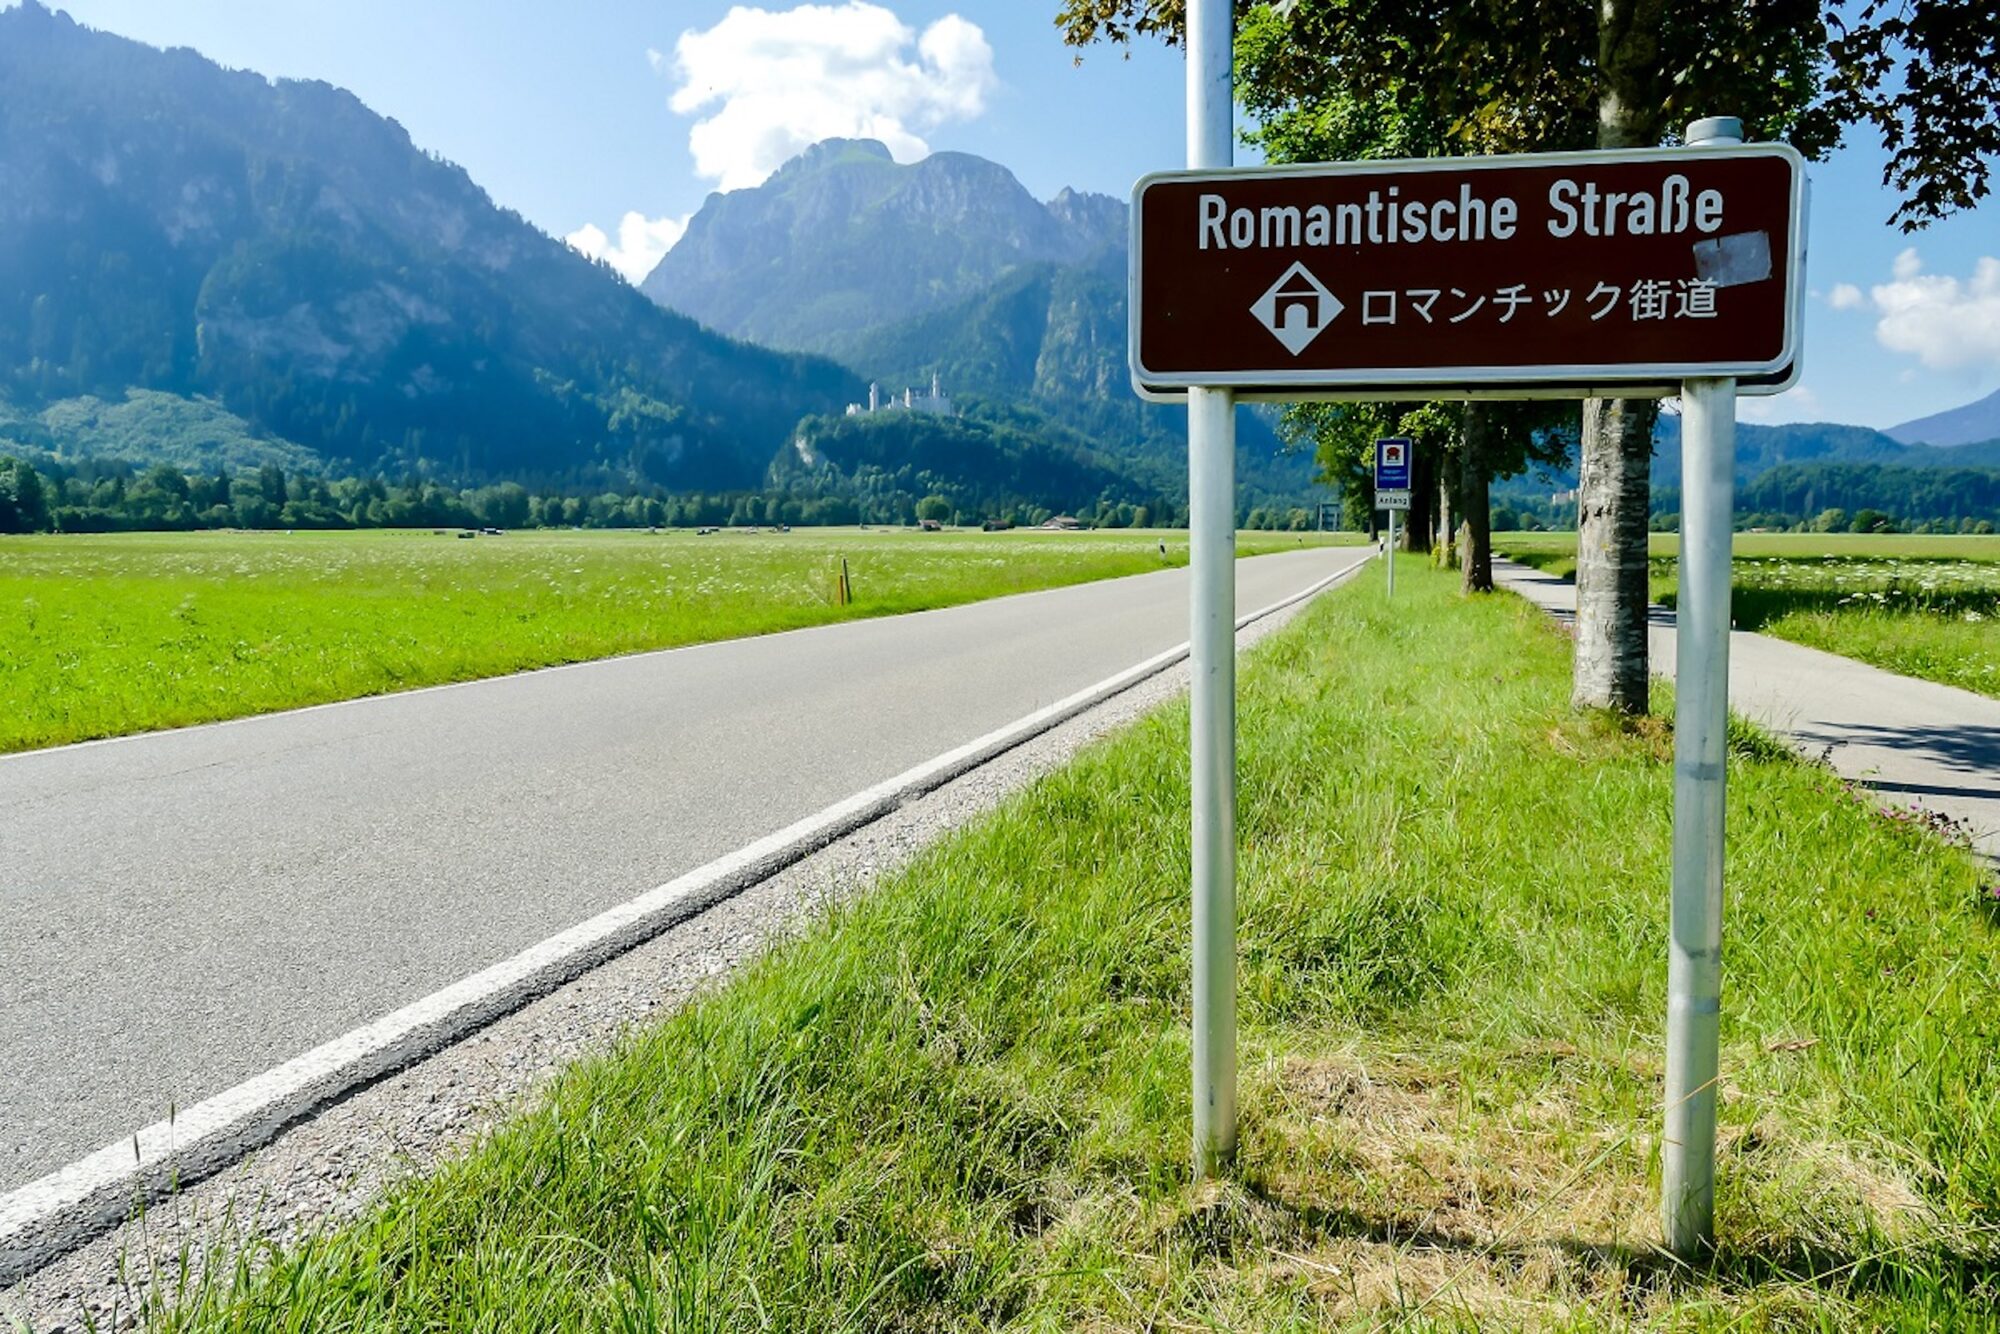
[
  {"xmin": 0, "ymin": 456, "xmax": 51, "ymax": 533},
  {"xmin": 1234, "ymin": 10, "xmax": 1580, "ymax": 592},
  {"xmin": 1059, "ymin": 0, "xmax": 1999, "ymax": 707}
]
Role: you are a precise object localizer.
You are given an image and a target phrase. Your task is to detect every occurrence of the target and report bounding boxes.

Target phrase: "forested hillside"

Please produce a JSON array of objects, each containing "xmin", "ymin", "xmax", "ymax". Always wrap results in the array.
[
  {"xmin": 833, "ymin": 260, "xmax": 1320, "ymax": 513},
  {"xmin": 1650, "ymin": 417, "xmax": 2000, "ymax": 488},
  {"xmin": 772, "ymin": 402, "xmax": 1170, "ymax": 526},
  {"xmin": 1735, "ymin": 462, "xmax": 2000, "ymax": 526},
  {"xmin": 1490, "ymin": 414, "xmax": 2000, "ymax": 530}
]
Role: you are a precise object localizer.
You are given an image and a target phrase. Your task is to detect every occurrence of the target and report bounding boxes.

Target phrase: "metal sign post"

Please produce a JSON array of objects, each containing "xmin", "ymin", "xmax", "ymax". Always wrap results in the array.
[
  {"xmin": 1662, "ymin": 115, "xmax": 1745, "ymax": 1257},
  {"xmin": 1186, "ymin": 0, "xmax": 1237, "ymax": 1181}
]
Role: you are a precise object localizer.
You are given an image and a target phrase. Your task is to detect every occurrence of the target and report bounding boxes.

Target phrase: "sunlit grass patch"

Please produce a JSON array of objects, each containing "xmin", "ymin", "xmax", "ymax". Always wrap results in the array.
[{"xmin": 0, "ymin": 526, "xmax": 1358, "ymax": 753}]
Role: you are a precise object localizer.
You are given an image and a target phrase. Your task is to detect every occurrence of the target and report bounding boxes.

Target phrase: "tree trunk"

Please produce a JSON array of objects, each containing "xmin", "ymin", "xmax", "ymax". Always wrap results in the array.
[
  {"xmin": 1457, "ymin": 404, "xmax": 1495, "ymax": 592},
  {"xmin": 1573, "ymin": 0, "xmax": 1666, "ymax": 710},
  {"xmin": 1572, "ymin": 396, "xmax": 1658, "ymax": 709},
  {"xmin": 1404, "ymin": 443, "xmax": 1436, "ymax": 552},
  {"xmin": 1435, "ymin": 459, "xmax": 1456, "ymax": 568}
]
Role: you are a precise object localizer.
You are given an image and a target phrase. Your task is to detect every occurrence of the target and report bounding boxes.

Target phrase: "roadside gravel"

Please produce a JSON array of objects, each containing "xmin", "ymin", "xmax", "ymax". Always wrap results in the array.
[{"xmin": 2, "ymin": 591, "xmax": 1323, "ymax": 1333}]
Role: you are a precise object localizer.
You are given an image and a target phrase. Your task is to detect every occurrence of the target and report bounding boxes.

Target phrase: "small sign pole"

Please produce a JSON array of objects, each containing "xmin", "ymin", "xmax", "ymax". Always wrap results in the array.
[
  {"xmin": 1662, "ymin": 115, "xmax": 1743, "ymax": 1258},
  {"xmin": 1386, "ymin": 508, "xmax": 1396, "ymax": 599},
  {"xmin": 1374, "ymin": 437, "xmax": 1413, "ymax": 601},
  {"xmin": 1186, "ymin": 0, "xmax": 1237, "ymax": 1182}
]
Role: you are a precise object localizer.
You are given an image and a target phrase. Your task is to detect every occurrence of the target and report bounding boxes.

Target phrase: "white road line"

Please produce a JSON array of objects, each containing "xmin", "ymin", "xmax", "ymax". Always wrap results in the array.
[{"xmin": 0, "ymin": 552, "xmax": 1368, "ymax": 1285}]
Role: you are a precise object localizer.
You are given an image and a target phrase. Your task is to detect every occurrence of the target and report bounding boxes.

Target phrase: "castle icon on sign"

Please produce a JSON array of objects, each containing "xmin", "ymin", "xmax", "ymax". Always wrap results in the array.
[{"xmin": 1250, "ymin": 262, "xmax": 1344, "ymax": 355}]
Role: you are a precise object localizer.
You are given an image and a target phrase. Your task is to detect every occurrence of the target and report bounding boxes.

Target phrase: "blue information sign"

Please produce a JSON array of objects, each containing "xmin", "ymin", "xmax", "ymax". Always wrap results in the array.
[{"xmin": 1375, "ymin": 437, "xmax": 1412, "ymax": 493}]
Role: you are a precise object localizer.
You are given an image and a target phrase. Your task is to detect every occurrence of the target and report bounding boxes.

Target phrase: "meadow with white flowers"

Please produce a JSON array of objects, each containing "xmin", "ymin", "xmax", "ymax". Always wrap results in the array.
[{"xmin": 1495, "ymin": 533, "xmax": 2000, "ymax": 697}]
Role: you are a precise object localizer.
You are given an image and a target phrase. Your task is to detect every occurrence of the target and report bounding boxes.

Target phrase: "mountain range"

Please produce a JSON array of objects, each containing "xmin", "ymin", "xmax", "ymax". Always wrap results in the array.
[
  {"xmin": 0, "ymin": 0, "xmax": 858, "ymax": 494},
  {"xmin": 0, "ymin": 1, "xmax": 1991, "ymax": 528},
  {"xmin": 1651, "ymin": 417, "xmax": 2000, "ymax": 487},
  {"xmin": 0, "ymin": 5, "xmax": 1308, "ymax": 518},
  {"xmin": 1486, "ymin": 415, "xmax": 2000, "ymax": 528}
]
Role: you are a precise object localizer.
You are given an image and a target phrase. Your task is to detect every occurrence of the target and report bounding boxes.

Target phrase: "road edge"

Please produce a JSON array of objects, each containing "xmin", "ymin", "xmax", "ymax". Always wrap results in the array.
[{"xmin": 0, "ymin": 551, "xmax": 1370, "ymax": 1286}]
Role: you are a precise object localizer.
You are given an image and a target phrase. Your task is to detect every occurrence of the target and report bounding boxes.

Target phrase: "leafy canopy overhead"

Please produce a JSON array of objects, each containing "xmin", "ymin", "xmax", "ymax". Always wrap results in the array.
[{"xmin": 1058, "ymin": 0, "xmax": 1999, "ymax": 228}]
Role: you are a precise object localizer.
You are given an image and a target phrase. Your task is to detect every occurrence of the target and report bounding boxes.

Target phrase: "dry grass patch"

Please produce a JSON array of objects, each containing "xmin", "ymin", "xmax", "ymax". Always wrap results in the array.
[
  {"xmin": 1223, "ymin": 1051, "xmax": 1652, "ymax": 1327},
  {"xmin": 1086, "ymin": 1044, "xmax": 1984, "ymax": 1331}
]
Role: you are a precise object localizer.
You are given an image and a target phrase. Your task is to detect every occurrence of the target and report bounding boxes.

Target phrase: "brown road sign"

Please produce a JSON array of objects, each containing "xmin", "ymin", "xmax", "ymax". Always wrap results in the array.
[{"xmin": 1130, "ymin": 145, "xmax": 1805, "ymax": 400}]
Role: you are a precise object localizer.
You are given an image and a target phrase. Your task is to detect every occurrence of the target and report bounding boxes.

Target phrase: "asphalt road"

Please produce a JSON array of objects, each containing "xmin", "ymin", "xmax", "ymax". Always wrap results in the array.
[
  {"xmin": 1, "ymin": 543, "xmax": 1367, "ymax": 1190},
  {"xmin": 1496, "ymin": 560, "xmax": 2000, "ymax": 862}
]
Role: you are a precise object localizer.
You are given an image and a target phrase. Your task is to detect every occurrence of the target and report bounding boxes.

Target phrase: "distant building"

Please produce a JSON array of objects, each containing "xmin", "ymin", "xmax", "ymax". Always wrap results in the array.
[
  {"xmin": 1042, "ymin": 515, "xmax": 1083, "ymax": 531},
  {"xmin": 846, "ymin": 372, "xmax": 955, "ymax": 419}
]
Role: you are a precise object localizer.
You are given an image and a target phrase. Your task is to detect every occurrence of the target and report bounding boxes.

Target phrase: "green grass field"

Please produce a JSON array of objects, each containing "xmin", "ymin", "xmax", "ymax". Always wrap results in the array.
[
  {"xmin": 131, "ymin": 560, "xmax": 1998, "ymax": 1332},
  {"xmin": 0, "ymin": 527, "xmax": 1358, "ymax": 754},
  {"xmin": 1493, "ymin": 532, "xmax": 2000, "ymax": 697}
]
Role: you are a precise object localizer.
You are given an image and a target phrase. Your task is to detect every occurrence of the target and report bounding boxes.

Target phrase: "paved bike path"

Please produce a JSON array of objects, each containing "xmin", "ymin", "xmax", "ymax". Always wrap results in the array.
[{"xmin": 1496, "ymin": 560, "xmax": 2000, "ymax": 864}]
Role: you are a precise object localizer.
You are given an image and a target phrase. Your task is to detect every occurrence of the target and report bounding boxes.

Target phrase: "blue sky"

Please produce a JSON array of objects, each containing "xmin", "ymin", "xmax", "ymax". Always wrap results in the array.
[{"xmin": 24, "ymin": 1, "xmax": 2000, "ymax": 432}]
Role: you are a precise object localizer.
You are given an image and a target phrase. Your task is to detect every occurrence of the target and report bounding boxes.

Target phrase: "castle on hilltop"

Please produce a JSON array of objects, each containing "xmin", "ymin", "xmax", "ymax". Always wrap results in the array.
[{"xmin": 846, "ymin": 373, "xmax": 954, "ymax": 419}]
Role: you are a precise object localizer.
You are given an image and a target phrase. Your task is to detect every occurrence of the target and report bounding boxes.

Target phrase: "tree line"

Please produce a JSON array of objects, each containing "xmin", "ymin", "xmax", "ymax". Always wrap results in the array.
[
  {"xmin": 0, "ymin": 452, "xmax": 1347, "ymax": 536},
  {"xmin": 0, "ymin": 454, "xmax": 983, "ymax": 534},
  {"xmin": 6, "ymin": 447, "xmax": 1987, "ymax": 540}
]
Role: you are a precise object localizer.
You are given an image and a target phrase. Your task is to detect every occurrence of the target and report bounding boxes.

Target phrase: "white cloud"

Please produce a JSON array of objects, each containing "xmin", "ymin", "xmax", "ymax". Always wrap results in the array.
[
  {"xmin": 565, "ymin": 211, "xmax": 690, "ymax": 284},
  {"xmin": 646, "ymin": 47, "xmax": 665, "ymax": 71},
  {"xmin": 1737, "ymin": 382, "xmax": 1822, "ymax": 424},
  {"xmin": 1827, "ymin": 282, "xmax": 1864, "ymax": 310},
  {"xmin": 666, "ymin": 3, "xmax": 997, "ymax": 192},
  {"xmin": 1864, "ymin": 248, "xmax": 2000, "ymax": 372}
]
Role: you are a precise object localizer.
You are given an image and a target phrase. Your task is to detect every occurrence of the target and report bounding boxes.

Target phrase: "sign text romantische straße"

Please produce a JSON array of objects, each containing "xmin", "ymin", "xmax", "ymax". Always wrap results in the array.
[{"xmin": 1130, "ymin": 144, "xmax": 1804, "ymax": 398}]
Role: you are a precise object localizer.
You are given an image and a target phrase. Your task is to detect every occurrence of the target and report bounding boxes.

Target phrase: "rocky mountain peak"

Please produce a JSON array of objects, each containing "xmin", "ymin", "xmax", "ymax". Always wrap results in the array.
[
  {"xmin": 641, "ymin": 139, "xmax": 1133, "ymax": 355},
  {"xmin": 1046, "ymin": 186, "xmax": 1127, "ymax": 255},
  {"xmin": 771, "ymin": 137, "xmax": 896, "ymax": 181},
  {"xmin": 7, "ymin": 0, "xmax": 66, "ymax": 26}
]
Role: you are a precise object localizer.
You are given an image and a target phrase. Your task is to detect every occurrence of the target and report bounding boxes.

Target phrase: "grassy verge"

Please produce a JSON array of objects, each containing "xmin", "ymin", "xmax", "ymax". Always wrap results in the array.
[
  {"xmin": 0, "ymin": 527, "xmax": 1356, "ymax": 753},
  {"xmin": 126, "ymin": 558, "xmax": 1997, "ymax": 1332},
  {"xmin": 1495, "ymin": 532, "xmax": 2000, "ymax": 698}
]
